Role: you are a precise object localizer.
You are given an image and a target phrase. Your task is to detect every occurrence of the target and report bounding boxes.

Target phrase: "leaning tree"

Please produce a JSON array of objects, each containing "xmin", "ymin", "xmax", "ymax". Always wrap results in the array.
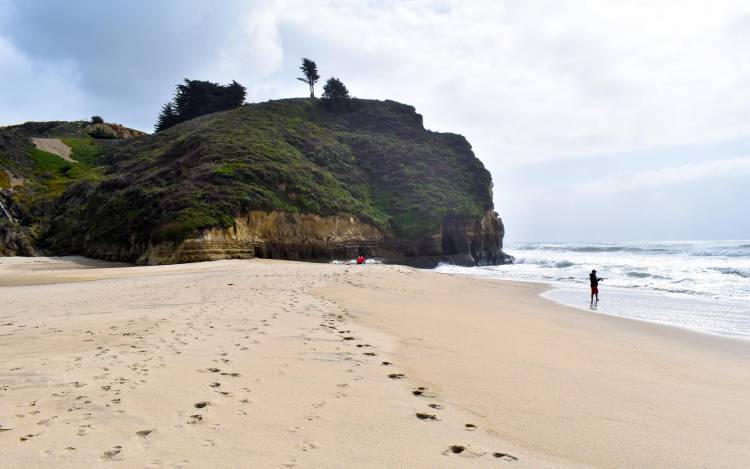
[{"xmin": 297, "ymin": 58, "xmax": 320, "ymax": 98}]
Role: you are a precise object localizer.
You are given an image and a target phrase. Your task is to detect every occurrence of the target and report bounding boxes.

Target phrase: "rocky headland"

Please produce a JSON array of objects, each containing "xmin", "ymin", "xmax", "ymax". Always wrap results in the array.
[{"xmin": 1, "ymin": 99, "xmax": 510, "ymax": 266}]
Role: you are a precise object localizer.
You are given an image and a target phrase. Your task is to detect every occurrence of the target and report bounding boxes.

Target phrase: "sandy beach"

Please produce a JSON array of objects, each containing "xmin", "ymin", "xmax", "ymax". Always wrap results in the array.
[{"xmin": 1, "ymin": 258, "xmax": 749, "ymax": 468}]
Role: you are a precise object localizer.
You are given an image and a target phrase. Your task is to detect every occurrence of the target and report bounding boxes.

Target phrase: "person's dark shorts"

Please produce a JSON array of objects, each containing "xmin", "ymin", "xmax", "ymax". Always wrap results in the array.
[{"xmin": 591, "ymin": 286, "xmax": 598, "ymax": 294}]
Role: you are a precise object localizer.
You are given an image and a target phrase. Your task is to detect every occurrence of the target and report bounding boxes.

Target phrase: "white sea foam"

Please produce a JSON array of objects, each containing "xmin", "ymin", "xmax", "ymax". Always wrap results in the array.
[{"xmin": 435, "ymin": 240, "xmax": 750, "ymax": 337}]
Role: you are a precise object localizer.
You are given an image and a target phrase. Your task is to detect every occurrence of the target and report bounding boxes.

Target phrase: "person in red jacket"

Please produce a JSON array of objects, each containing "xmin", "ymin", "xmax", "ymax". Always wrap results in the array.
[
  {"xmin": 589, "ymin": 269, "xmax": 603, "ymax": 302},
  {"xmin": 356, "ymin": 255, "xmax": 365, "ymax": 265}
]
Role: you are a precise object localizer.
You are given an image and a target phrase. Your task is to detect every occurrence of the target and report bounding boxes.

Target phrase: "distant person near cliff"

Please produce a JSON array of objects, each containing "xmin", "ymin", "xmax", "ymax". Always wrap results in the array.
[
  {"xmin": 590, "ymin": 269, "xmax": 603, "ymax": 302},
  {"xmin": 356, "ymin": 255, "xmax": 365, "ymax": 265}
]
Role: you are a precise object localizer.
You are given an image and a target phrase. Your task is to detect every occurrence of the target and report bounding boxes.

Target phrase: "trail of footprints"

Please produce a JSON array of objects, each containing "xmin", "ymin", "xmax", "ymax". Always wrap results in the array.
[
  {"xmin": 2, "ymin": 265, "xmax": 516, "ymax": 465},
  {"xmin": 313, "ymin": 291, "xmax": 518, "ymax": 464}
]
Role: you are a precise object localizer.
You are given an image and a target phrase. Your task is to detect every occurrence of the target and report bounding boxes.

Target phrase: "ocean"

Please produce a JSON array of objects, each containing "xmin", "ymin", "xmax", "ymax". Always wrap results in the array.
[{"xmin": 435, "ymin": 240, "xmax": 750, "ymax": 338}]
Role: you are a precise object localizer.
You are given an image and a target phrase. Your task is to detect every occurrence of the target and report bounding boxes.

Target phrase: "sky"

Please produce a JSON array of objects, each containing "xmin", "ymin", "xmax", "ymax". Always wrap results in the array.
[{"xmin": 1, "ymin": 0, "xmax": 749, "ymax": 242}]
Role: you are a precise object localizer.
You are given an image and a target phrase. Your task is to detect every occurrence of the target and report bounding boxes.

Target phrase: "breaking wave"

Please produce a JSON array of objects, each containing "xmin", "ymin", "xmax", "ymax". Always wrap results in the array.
[{"xmin": 436, "ymin": 240, "xmax": 750, "ymax": 303}]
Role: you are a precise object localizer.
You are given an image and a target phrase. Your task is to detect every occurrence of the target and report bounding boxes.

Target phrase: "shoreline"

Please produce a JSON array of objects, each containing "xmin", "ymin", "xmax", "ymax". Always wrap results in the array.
[
  {"xmin": 2, "ymin": 258, "xmax": 749, "ymax": 467},
  {"xmin": 435, "ymin": 269, "xmax": 750, "ymax": 340},
  {"xmin": 541, "ymin": 287, "xmax": 750, "ymax": 343}
]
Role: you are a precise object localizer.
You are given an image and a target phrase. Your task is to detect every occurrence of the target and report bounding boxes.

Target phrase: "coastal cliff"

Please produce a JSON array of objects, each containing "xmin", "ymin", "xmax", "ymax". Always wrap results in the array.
[
  {"xmin": 138, "ymin": 208, "xmax": 508, "ymax": 266},
  {"xmin": 2, "ymin": 99, "xmax": 510, "ymax": 266}
]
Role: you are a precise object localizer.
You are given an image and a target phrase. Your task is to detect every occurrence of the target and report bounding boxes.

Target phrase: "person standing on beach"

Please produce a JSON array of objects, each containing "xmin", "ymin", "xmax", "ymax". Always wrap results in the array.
[{"xmin": 589, "ymin": 269, "xmax": 603, "ymax": 302}]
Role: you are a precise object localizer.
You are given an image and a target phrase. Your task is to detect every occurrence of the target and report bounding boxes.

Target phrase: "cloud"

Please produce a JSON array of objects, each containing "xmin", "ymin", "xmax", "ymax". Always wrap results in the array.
[
  {"xmin": 3, "ymin": 0, "xmax": 750, "ymax": 161},
  {"xmin": 0, "ymin": 36, "xmax": 86, "ymax": 121},
  {"xmin": 272, "ymin": 0, "xmax": 750, "ymax": 167},
  {"xmin": 0, "ymin": 0, "xmax": 284, "ymax": 129},
  {"xmin": 2, "ymin": 0, "xmax": 750, "ymax": 240},
  {"xmin": 576, "ymin": 156, "xmax": 750, "ymax": 195}
]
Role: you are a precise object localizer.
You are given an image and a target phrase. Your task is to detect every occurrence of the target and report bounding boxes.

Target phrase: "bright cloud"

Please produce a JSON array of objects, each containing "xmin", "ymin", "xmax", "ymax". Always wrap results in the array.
[{"xmin": 2, "ymin": 0, "xmax": 749, "ymax": 240}]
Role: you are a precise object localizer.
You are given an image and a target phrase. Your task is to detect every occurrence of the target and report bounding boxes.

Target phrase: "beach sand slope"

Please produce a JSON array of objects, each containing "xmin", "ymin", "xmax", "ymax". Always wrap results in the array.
[{"xmin": 1, "ymin": 258, "xmax": 748, "ymax": 468}]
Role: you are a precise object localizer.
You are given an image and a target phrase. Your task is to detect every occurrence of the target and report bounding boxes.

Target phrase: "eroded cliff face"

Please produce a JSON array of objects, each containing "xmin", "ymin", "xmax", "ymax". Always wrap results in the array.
[
  {"xmin": 0, "ymin": 191, "xmax": 36, "ymax": 257},
  {"xmin": 441, "ymin": 210, "xmax": 510, "ymax": 266},
  {"xmin": 140, "ymin": 209, "xmax": 509, "ymax": 267},
  {"xmin": 141, "ymin": 211, "xmax": 388, "ymax": 265}
]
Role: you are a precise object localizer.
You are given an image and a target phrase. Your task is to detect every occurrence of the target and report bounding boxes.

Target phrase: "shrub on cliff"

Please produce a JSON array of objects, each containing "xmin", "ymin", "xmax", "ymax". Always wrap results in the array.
[
  {"xmin": 321, "ymin": 78, "xmax": 351, "ymax": 112},
  {"xmin": 155, "ymin": 79, "xmax": 247, "ymax": 131},
  {"xmin": 88, "ymin": 126, "xmax": 118, "ymax": 139}
]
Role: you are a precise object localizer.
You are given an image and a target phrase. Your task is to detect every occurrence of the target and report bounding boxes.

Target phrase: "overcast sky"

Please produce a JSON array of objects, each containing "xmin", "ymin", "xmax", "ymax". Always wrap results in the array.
[{"xmin": 2, "ymin": 0, "xmax": 749, "ymax": 242}]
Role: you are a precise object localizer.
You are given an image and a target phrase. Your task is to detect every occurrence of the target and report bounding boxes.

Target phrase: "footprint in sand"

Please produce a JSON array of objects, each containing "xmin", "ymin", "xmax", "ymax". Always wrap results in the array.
[
  {"xmin": 20, "ymin": 433, "xmax": 40, "ymax": 442},
  {"xmin": 412, "ymin": 386, "xmax": 436, "ymax": 398},
  {"xmin": 444, "ymin": 445, "xmax": 483, "ymax": 457},
  {"xmin": 298, "ymin": 440, "xmax": 318, "ymax": 451},
  {"xmin": 136, "ymin": 429, "xmax": 154, "ymax": 437},
  {"xmin": 77, "ymin": 424, "xmax": 93, "ymax": 436},
  {"xmin": 101, "ymin": 446, "xmax": 122, "ymax": 460},
  {"xmin": 416, "ymin": 412, "xmax": 437, "ymax": 421}
]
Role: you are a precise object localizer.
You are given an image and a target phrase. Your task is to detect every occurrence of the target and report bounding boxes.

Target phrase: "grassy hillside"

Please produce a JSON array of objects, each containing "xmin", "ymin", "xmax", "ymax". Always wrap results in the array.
[
  {"xmin": 0, "ymin": 121, "xmax": 134, "ymax": 254},
  {"xmin": 2, "ymin": 99, "xmax": 496, "ymax": 262}
]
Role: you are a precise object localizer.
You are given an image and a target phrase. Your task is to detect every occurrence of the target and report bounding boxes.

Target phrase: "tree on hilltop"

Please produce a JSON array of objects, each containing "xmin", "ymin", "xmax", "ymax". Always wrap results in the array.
[
  {"xmin": 90, "ymin": 115, "xmax": 104, "ymax": 124},
  {"xmin": 297, "ymin": 58, "xmax": 320, "ymax": 98},
  {"xmin": 321, "ymin": 77, "xmax": 351, "ymax": 112},
  {"xmin": 155, "ymin": 102, "xmax": 180, "ymax": 132},
  {"xmin": 155, "ymin": 79, "xmax": 247, "ymax": 132}
]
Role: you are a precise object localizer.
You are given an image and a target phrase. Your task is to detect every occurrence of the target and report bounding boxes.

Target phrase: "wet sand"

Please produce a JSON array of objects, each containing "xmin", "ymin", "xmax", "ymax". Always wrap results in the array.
[{"xmin": 1, "ymin": 258, "xmax": 749, "ymax": 468}]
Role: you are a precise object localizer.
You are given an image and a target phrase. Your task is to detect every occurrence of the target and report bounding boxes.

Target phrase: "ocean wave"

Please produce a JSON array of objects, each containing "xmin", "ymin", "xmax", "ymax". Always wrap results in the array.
[
  {"xmin": 440, "ymin": 241, "xmax": 750, "ymax": 305},
  {"xmin": 510, "ymin": 242, "xmax": 750, "ymax": 259},
  {"xmin": 712, "ymin": 267, "xmax": 750, "ymax": 278},
  {"xmin": 691, "ymin": 250, "xmax": 750, "ymax": 258},
  {"xmin": 569, "ymin": 246, "xmax": 652, "ymax": 253},
  {"xmin": 514, "ymin": 245, "xmax": 653, "ymax": 253},
  {"xmin": 626, "ymin": 271, "xmax": 651, "ymax": 278}
]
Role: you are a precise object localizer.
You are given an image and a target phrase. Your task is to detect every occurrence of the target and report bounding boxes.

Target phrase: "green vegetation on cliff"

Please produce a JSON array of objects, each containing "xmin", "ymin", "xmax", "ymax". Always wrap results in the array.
[
  {"xmin": 2, "ymin": 99, "xmax": 497, "ymax": 262},
  {"xmin": 0, "ymin": 121, "xmax": 138, "ymax": 255}
]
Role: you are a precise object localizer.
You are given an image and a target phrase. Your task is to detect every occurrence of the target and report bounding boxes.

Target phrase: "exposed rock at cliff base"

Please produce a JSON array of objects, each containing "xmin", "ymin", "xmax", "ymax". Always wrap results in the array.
[
  {"xmin": 137, "ymin": 208, "xmax": 508, "ymax": 267},
  {"xmin": 141, "ymin": 211, "xmax": 386, "ymax": 264}
]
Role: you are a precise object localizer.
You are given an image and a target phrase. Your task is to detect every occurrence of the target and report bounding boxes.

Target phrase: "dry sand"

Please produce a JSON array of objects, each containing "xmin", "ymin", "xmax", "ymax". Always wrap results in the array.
[
  {"xmin": 1, "ymin": 258, "xmax": 749, "ymax": 468},
  {"xmin": 30, "ymin": 138, "xmax": 75, "ymax": 162}
]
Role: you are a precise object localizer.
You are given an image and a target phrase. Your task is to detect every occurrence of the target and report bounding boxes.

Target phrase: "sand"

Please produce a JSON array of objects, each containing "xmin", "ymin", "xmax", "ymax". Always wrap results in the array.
[
  {"xmin": 30, "ymin": 138, "xmax": 75, "ymax": 163},
  {"xmin": 1, "ymin": 258, "xmax": 749, "ymax": 468}
]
